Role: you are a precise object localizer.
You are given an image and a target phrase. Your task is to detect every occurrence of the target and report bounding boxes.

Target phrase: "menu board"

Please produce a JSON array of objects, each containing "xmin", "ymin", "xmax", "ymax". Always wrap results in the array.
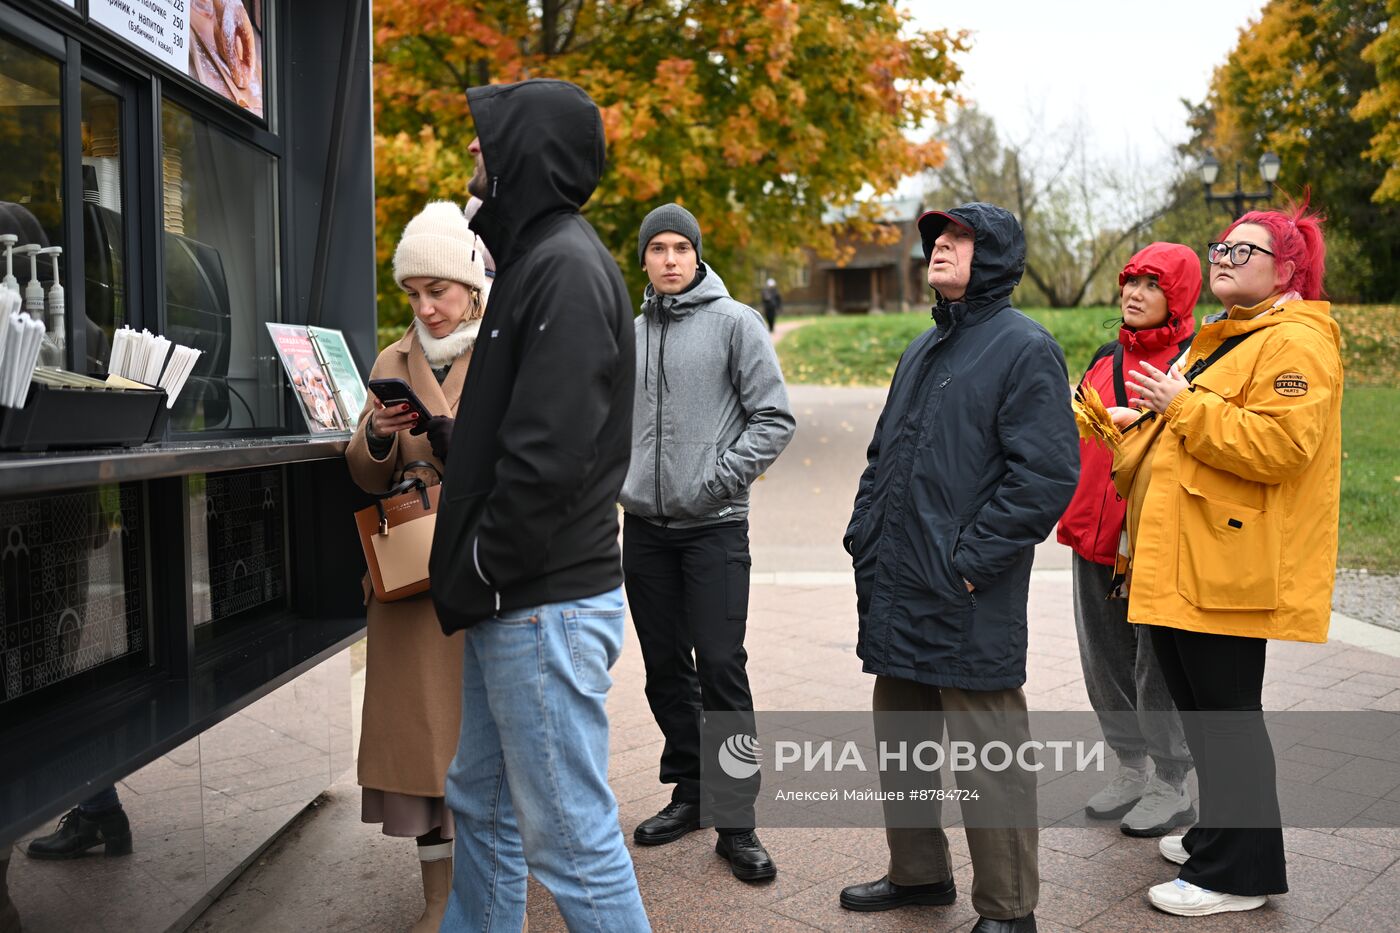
[
  {"xmin": 308, "ymin": 326, "xmax": 369, "ymax": 427},
  {"xmin": 88, "ymin": 0, "xmax": 265, "ymax": 118},
  {"xmin": 266, "ymin": 323, "xmax": 347, "ymax": 434}
]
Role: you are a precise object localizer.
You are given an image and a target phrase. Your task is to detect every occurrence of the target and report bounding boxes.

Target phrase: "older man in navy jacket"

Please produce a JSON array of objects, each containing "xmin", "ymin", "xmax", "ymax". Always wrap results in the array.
[{"xmin": 837, "ymin": 203, "xmax": 1079, "ymax": 933}]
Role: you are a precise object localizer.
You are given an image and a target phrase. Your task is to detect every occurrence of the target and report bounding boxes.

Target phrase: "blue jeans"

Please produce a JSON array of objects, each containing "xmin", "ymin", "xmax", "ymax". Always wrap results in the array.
[{"xmin": 440, "ymin": 587, "xmax": 650, "ymax": 932}]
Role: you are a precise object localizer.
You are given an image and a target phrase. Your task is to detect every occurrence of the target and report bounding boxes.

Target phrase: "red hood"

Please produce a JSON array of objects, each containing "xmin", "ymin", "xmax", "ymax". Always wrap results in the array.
[{"xmin": 1117, "ymin": 242, "xmax": 1201, "ymax": 351}]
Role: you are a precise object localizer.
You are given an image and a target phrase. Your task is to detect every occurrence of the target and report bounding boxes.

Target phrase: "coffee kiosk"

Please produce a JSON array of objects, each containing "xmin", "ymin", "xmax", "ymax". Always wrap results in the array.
[{"xmin": 0, "ymin": 1, "xmax": 375, "ymax": 928}]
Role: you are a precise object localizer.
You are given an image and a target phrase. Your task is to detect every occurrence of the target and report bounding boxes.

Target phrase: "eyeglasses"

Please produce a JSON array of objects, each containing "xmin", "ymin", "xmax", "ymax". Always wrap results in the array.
[{"xmin": 1207, "ymin": 241, "xmax": 1275, "ymax": 266}]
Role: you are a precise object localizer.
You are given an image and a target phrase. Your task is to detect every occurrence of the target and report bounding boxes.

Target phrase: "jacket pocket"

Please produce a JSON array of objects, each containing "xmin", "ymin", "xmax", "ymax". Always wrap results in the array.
[
  {"xmin": 1176, "ymin": 482, "xmax": 1280, "ymax": 611},
  {"xmin": 724, "ymin": 551, "xmax": 751, "ymax": 621},
  {"xmin": 906, "ymin": 522, "xmax": 967, "ymax": 608},
  {"xmin": 660, "ymin": 441, "xmax": 724, "ymax": 519},
  {"xmin": 618, "ymin": 442, "xmax": 657, "ymax": 515}
]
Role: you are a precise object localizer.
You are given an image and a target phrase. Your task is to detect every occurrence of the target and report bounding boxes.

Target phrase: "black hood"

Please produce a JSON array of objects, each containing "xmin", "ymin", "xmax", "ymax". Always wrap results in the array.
[
  {"xmin": 466, "ymin": 79, "xmax": 606, "ymax": 269},
  {"xmin": 917, "ymin": 202, "xmax": 1026, "ymax": 314}
]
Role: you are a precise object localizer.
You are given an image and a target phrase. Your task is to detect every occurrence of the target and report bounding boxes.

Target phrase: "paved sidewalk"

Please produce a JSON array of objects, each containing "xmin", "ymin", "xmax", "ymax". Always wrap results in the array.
[{"xmin": 192, "ymin": 386, "xmax": 1400, "ymax": 932}]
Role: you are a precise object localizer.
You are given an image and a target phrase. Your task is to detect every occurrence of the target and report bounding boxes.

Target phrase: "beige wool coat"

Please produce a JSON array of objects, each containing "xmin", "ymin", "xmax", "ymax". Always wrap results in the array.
[{"xmin": 347, "ymin": 326, "xmax": 469, "ymax": 798}]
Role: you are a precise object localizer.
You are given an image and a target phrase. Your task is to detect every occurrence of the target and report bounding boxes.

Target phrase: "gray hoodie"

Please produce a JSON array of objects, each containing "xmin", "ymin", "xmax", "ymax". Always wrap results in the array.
[{"xmin": 620, "ymin": 265, "xmax": 795, "ymax": 528}]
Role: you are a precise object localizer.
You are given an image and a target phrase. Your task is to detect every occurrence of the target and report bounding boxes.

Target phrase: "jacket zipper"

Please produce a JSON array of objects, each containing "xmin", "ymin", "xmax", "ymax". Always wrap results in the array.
[{"xmin": 654, "ymin": 315, "xmax": 670, "ymax": 523}]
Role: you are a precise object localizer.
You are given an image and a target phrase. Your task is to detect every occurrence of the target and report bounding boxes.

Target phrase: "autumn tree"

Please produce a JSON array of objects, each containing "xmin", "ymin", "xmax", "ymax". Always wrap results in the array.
[
  {"xmin": 371, "ymin": 0, "xmax": 968, "ymax": 328},
  {"xmin": 925, "ymin": 107, "xmax": 1179, "ymax": 308},
  {"xmin": 1354, "ymin": 0, "xmax": 1400, "ymax": 204},
  {"xmin": 1190, "ymin": 0, "xmax": 1397, "ymax": 300}
]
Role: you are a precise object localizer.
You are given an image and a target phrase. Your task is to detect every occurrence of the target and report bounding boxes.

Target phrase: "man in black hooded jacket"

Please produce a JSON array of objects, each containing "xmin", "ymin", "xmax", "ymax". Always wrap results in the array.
[
  {"xmin": 428, "ymin": 80, "xmax": 649, "ymax": 932},
  {"xmin": 836, "ymin": 203, "xmax": 1078, "ymax": 933}
]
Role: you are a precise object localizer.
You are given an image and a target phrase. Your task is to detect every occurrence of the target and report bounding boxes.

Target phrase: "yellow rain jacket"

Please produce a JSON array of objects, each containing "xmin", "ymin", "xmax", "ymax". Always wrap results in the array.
[{"xmin": 1128, "ymin": 295, "xmax": 1343, "ymax": 643}]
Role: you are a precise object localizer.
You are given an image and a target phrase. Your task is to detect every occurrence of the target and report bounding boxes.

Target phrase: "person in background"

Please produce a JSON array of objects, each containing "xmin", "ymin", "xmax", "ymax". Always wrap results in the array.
[
  {"xmin": 1057, "ymin": 243, "xmax": 1198, "ymax": 837},
  {"xmin": 620, "ymin": 203, "xmax": 794, "ymax": 881},
  {"xmin": 1125, "ymin": 201, "xmax": 1341, "ymax": 917},
  {"xmin": 23, "ymin": 786, "xmax": 131, "ymax": 860},
  {"xmin": 347, "ymin": 201, "xmax": 487, "ymax": 933},
  {"xmin": 760, "ymin": 277, "xmax": 782, "ymax": 332}
]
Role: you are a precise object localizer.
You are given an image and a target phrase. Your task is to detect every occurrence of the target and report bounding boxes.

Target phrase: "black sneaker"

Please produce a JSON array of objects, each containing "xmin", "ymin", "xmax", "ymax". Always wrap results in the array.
[
  {"xmin": 714, "ymin": 830, "xmax": 777, "ymax": 882},
  {"xmin": 839, "ymin": 874, "xmax": 956, "ymax": 911},
  {"xmin": 633, "ymin": 800, "xmax": 701, "ymax": 846},
  {"xmin": 25, "ymin": 807, "xmax": 133, "ymax": 860}
]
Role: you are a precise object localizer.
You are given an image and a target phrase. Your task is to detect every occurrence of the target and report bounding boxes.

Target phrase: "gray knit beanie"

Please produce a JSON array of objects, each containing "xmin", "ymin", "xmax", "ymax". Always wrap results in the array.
[{"xmin": 637, "ymin": 203, "xmax": 702, "ymax": 266}]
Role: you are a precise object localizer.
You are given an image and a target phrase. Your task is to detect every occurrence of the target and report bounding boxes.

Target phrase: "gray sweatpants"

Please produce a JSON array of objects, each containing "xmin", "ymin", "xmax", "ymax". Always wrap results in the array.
[{"xmin": 1072, "ymin": 553, "xmax": 1192, "ymax": 781}]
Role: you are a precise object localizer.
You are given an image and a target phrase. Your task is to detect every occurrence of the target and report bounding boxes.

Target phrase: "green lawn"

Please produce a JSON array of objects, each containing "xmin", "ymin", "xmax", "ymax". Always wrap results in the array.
[
  {"xmin": 777, "ymin": 305, "xmax": 1400, "ymax": 387},
  {"xmin": 778, "ymin": 308, "xmax": 1124, "ymax": 387},
  {"xmin": 1340, "ymin": 387, "xmax": 1400, "ymax": 572},
  {"xmin": 779, "ymin": 308, "xmax": 1400, "ymax": 572}
]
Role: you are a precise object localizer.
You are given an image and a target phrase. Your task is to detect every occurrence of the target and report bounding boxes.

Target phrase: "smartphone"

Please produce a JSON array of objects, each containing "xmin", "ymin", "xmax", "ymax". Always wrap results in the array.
[{"xmin": 368, "ymin": 377, "xmax": 432, "ymax": 421}]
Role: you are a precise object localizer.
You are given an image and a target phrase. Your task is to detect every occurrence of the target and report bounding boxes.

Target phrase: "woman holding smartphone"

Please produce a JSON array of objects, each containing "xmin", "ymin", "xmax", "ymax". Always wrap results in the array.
[
  {"xmin": 346, "ymin": 201, "xmax": 487, "ymax": 933},
  {"xmin": 1124, "ymin": 201, "xmax": 1341, "ymax": 917}
]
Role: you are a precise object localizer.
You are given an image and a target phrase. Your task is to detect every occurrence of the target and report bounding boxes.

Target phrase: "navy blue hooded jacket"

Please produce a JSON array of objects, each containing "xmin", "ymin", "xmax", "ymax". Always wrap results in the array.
[{"xmin": 846, "ymin": 202, "xmax": 1079, "ymax": 690}]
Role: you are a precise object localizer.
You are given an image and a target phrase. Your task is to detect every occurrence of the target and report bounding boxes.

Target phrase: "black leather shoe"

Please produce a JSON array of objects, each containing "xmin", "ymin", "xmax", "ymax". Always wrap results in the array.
[
  {"xmin": 25, "ymin": 807, "xmax": 133, "ymax": 860},
  {"xmin": 633, "ymin": 800, "xmax": 701, "ymax": 846},
  {"xmin": 714, "ymin": 830, "xmax": 777, "ymax": 882},
  {"xmin": 970, "ymin": 912, "xmax": 1037, "ymax": 932},
  {"xmin": 839, "ymin": 874, "xmax": 956, "ymax": 911}
]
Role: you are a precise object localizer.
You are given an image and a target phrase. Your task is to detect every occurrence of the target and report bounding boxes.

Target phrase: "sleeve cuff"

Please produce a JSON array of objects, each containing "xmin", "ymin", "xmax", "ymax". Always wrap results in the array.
[
  {"xmin": 1163, "ymin": 390, "xmax": 1191, "ymax": 428},
  {"xmin": 951, "ymin": 550, "xmax": 978, "ymax": 589},
  {"xmin": 366, "ymin": 430, "xmax": 395, "ymax": 461}
]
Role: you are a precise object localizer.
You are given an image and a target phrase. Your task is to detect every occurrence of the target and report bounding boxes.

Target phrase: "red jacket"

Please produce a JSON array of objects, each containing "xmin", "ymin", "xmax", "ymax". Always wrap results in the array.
[{"xmin": 1057, "ymin": 243, "xmax": 1200, "ymax": 565}]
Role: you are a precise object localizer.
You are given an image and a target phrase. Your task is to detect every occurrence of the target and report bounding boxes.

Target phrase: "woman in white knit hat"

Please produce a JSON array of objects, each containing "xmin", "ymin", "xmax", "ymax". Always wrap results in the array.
[{"xmin": 345, "ymin": 201, "xmax": 487, "ymax": 933}]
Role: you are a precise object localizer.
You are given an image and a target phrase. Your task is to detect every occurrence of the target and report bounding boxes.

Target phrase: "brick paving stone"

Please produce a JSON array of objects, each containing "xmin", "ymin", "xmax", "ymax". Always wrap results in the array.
[
  {"xmin": 194, "ymin": 581, "xmax": 1400, "ymax": 932},
  {"xmin": 1269, "ymin": 853, "xmax": 1378, "ymax": 922}
]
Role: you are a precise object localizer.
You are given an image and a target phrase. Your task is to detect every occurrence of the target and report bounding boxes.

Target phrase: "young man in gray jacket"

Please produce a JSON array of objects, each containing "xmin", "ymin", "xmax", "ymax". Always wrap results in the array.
[{"xmin": 620, "ymin": 203, "xmax": 795, "ymax": 882}]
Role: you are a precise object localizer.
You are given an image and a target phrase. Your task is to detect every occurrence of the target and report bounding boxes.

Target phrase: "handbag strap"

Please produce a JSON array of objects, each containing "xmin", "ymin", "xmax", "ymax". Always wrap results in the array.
[
  {"xmin": 372, "ymin": 460, "xmax": 440, "ymax": 533},
  {"xmin": 1183, "ymin": 330, "xmax": 1255, "ymax": 383},
  {"xmin": 1120, "ymin": 329, "xmax": 1256, "ymax": 437},
  {"xmin": 397, "ymin": 459, "xmax": 442, "ymax": 486}
]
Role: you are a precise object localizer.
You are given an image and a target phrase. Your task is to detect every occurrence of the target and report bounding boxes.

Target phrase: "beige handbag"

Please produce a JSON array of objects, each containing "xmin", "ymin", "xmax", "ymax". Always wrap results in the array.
[{"xmin": 354, "ymin": 461, "xmax": 441, "ymax": 602}]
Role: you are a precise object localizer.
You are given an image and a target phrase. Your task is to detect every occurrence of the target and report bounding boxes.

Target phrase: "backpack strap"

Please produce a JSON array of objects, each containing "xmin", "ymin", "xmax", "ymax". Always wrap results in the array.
[
  {"xmin": 1111, "ymin": 344, "xmax": 1128, "ymax": 408},
  {"xmin": 1081, "ymin": 338, "xmax": 1120, "ymax": 398}
]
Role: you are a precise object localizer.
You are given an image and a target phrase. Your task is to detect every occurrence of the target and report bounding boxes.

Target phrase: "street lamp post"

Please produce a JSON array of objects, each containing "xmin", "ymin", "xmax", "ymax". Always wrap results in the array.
[{"xmin": 1200, "ymin": 152, "xmax": 1281, "ymax": 218}]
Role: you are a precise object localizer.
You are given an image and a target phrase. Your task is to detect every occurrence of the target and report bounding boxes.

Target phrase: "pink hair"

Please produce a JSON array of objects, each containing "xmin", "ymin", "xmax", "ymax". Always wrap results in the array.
[{"xmin": 1221, "ymin": 192, "xmax": 1327, "ymax": 300}]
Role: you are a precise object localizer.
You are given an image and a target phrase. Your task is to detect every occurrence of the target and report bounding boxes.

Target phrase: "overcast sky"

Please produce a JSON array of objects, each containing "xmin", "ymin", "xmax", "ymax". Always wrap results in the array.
[{"xmin": 905, "ymin": 0, "xmax": 1269, "ymax": 179}]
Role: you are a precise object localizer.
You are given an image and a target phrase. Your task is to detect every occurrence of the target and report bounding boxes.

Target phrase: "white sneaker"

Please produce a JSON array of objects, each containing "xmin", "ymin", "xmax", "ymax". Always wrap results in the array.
[
  {"xmin": 1149, "ymin": 878, "xmax": 1267, "ymax": 916},
  {"xmin": 1158, "ymin": 834, "xmax": 1189, "ymax": 865},
  {"xmin": 1121, "ymin": 776, "xmax": 1195, "ymax": 837},
  {"xmin": 1085, "ymin": 764, "xmax": 1148, "ymax": 819}
]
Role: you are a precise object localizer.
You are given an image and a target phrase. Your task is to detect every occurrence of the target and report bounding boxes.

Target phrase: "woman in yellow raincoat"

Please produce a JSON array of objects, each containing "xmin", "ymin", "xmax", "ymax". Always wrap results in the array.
[{"xmin": 1122, "ymin": 200, "xmax": 1341, "ymax": 919}]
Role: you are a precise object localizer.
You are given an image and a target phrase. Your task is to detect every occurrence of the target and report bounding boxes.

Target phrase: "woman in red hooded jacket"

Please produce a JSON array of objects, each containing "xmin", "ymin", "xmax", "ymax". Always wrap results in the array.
[{"xmin": 1057, "ymin": 242, "xmax": 1200, "ymax": 837}]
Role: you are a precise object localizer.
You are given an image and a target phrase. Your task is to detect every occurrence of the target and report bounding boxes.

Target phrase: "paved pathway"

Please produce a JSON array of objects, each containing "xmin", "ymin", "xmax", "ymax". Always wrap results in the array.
[{"xmin": 192, "ymin": 386, "xmax": 1400, "ymax": 932}]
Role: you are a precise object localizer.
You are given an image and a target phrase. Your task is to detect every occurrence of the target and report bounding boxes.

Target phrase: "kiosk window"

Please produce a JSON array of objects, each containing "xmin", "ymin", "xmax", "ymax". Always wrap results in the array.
[
  {"xmin": 161, "ymin": 100, "xmax": 281, "ymax": 433},
  {"xmin": 81, "ymin": 80, "xmax": 128, "ymax": 370},
  {"xmin": 0, "ymin": 36, "xmax": 64, "ymax": 309}
]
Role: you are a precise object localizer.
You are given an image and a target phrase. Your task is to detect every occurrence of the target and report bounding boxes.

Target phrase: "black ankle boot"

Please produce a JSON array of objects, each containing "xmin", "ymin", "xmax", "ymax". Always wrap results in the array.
[
  {"xmin": 25, "ymin": 807, "xmax": 133, "ymax": 860},
  {"xmin": 633, "ymin": 800, "xmax": 701, "ymax": 846},
  {"xmin": 714, "ymin": 830, "xmax": 777, "ymax": 882}
]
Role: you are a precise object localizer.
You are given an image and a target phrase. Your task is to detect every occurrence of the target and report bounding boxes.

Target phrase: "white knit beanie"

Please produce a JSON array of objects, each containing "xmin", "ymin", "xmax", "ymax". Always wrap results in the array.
[{"xmin": 393, "ymin": 201, "xmax": 487, "ymax": 290}]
